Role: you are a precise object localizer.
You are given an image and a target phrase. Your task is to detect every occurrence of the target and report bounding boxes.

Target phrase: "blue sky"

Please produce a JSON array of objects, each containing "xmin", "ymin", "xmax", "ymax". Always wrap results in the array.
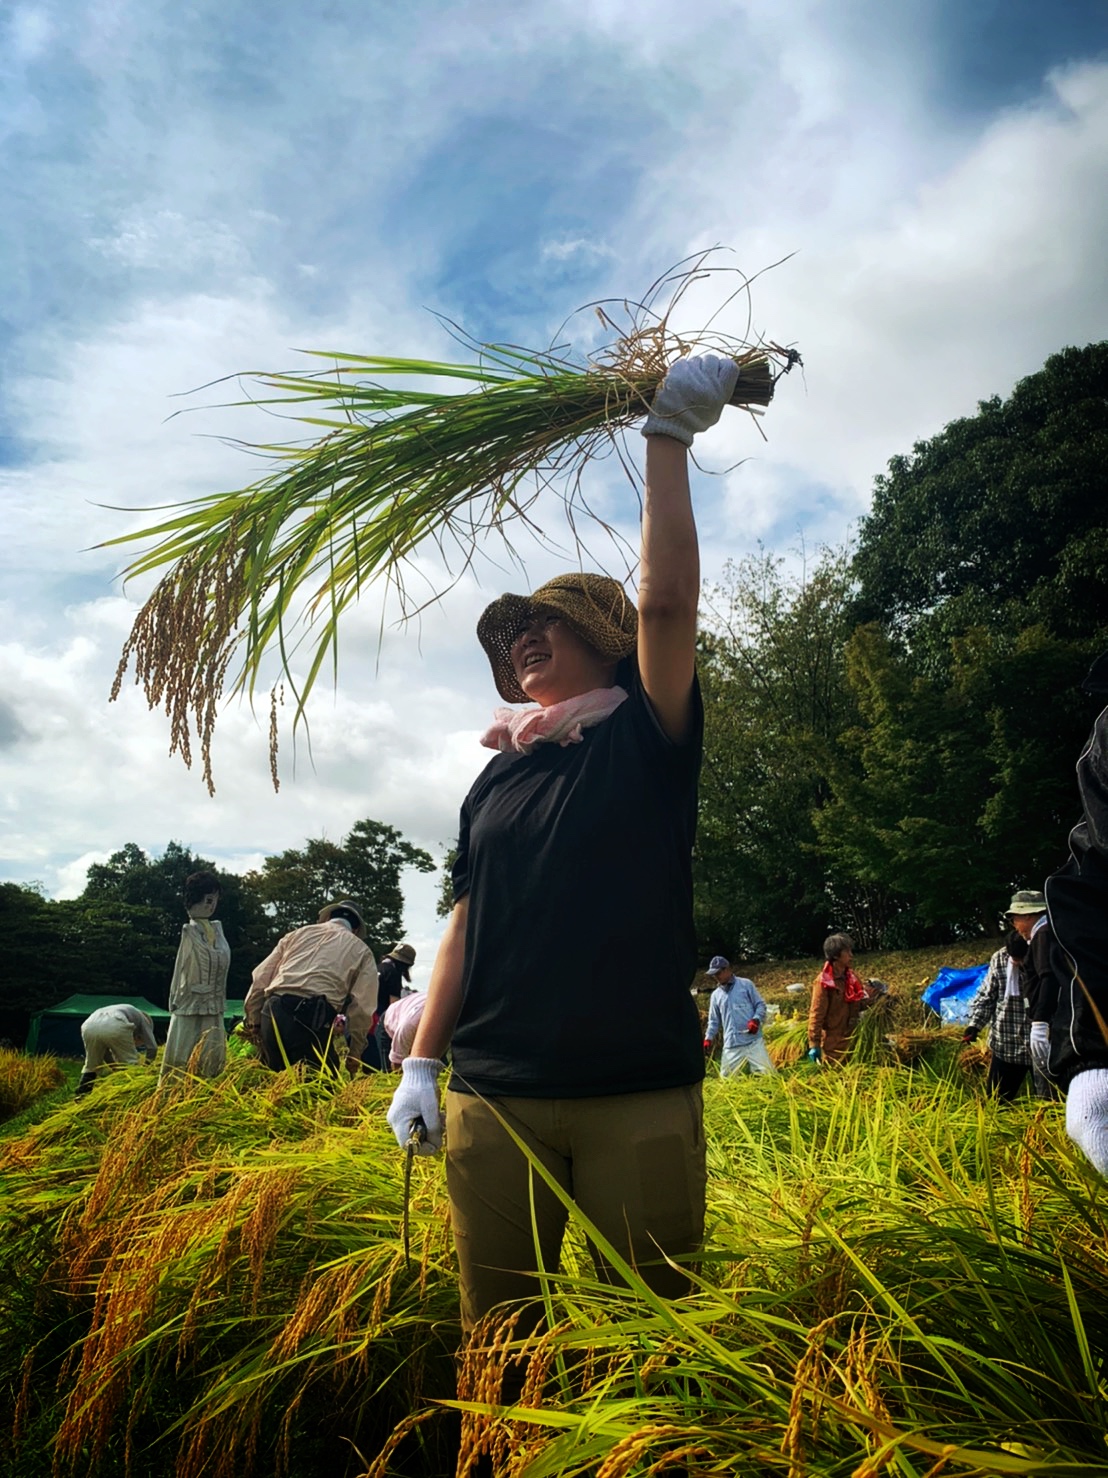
[{"xmin": 1, "ymin": 0, "xmax": 1106, "ymax": 969}]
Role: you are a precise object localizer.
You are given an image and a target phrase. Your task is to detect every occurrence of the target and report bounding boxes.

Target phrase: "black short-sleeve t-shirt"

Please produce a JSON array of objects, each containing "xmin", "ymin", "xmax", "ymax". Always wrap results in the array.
[
  {"xmin": 376, "ymin": 956, "xmax": 405, "ymax": 1018},
  {"xmin": 448, "ymin": 673, "xmax": 705, "ymax": 1098}
]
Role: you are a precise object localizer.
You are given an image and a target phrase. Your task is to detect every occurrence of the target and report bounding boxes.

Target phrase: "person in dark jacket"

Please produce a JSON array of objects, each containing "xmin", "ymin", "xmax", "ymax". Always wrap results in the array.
[
  {"xmin": 1046, "ymin": 653, "xmax": 1108, "ymax": 1175},
  {"xmin": 369, "ymin": 943, "xmax": 416, "ymax": 1070}
]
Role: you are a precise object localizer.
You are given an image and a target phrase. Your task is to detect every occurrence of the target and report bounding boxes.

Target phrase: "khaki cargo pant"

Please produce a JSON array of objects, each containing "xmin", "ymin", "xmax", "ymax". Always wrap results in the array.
[{"xmin": 445, "ymin": 1084, "xmax": 706, "ymax": 1331}]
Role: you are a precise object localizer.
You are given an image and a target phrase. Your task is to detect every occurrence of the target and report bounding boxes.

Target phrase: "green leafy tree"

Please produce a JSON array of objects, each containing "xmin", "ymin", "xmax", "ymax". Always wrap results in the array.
[
  {"xmin": 436, "ymin": 845, "xmax": 459, "ymax": 920},
  {"xmin": 853, "ymin": 341, "xmax": 1108, "ymax": 658},
  {"xmin": 81, "ymin": 841, "xmax": 269, "ymax": 1001},
  {"xmin": 837, "ymin": 343, "xmax": 1108, "ymax": 939},
  {"xmin": 0, "ymin": 884, "xmax": 69, "ymax": 1039},
  {"xmin": 0, "ymin": 883, "xmax": 174, "ymax": 1039},
  {"xmin": 246, "ymin": 818, "xmax": 434, "ymax": 956},
  {"xmin": 817, "ymin": 622, "xmax": 1096, "ymax": 939},
  {"xmin": 695, "ymin": 551, "xmax": 859, "ymax": 957}
]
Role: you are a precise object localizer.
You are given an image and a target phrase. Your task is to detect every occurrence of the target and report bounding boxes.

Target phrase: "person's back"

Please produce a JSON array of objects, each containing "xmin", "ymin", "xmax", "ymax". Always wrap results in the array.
[
  {"xmin": 244, "ymin": 905, "xmax": 377, "ymax": 1071},
  {"xmin": 962, "ymin": 929, "xmax": 1032, "ymax": 1100},
  {"xmin": 77, "ymin": 1004, "xmax": 156, "ymax": 1097}
]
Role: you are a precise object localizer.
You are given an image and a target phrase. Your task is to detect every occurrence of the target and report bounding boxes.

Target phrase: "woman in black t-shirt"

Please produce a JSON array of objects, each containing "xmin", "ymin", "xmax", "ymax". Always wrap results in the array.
[{"xmin": 387, "ymin": 355, "xmax": 740, "ymax": 1332}]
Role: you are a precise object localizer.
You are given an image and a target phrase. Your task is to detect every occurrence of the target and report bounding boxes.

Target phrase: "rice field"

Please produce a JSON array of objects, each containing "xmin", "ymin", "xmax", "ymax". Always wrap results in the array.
[{"xmin": 1, "ymin": 1013, "xmax": 1105, "ymax": 1478}]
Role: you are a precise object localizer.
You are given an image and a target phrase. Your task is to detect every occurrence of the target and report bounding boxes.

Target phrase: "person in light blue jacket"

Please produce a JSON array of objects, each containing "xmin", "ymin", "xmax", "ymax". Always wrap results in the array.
[{"xmin": 703, "ymin": 956, "xmax": 776, "ymax": 1076}]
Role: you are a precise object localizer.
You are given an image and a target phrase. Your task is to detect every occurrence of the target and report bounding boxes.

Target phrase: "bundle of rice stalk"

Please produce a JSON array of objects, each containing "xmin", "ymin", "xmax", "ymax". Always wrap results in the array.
[
  {"xmin": 958, "ymin": 1042, "xmax": 991, "ymax": 1077},
  {"xmin": 766, "ymin": 1016, "xmax": 809, "ymax": 1068},
  {"xmin": 884, "ymin": 1026, "xmax": 958, "ymax": 1065},
  {"xmin": 103, "ymin": 253, "xmax": 799, "ymax": 790},
  {"xmin": 0, "ymin": 1048, "xmax": 63, "ymax": 1121}
]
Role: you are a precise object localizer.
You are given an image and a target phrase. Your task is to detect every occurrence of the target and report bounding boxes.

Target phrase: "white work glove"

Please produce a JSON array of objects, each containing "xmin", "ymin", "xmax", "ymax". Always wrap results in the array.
[
  {"xmin": 642, "ymin": 354, "xmax": 741, "ymax": 446},
  {"xmin": 386, "ymin": 1056, "xmax": 444, "ymax": 1155},
  {"xmin": 1028, "ymin": 1020, "xmax": 1051, "ymax": 1077}
]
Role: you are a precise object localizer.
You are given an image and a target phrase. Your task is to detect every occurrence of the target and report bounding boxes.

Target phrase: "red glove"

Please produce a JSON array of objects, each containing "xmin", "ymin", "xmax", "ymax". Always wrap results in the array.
[
  {"xmin": 703, "ymin": 1038, "xmax": 713, "ymax": 1052},
  {"xmin": 746, "ymin": 1019, "xmax": 760, "ymax": 1034}
]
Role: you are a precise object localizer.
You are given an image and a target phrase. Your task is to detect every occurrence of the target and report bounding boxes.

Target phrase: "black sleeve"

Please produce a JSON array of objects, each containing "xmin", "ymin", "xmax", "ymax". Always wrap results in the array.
[
  {"xmin": 1030, "ymin": 928, "xmax": 1062, "ymax": 1023},
  {"xmin": 450, "ymin": 795, "xmax": 473, "ymax": 905},
  {"xmin": 631, "ymin": 667, "xmax": 704, "ymax": 775}
]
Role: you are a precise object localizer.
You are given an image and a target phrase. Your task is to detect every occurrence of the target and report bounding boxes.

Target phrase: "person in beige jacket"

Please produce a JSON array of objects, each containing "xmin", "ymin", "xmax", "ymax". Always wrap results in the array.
[{"xmin": 244, "ymin": 901, "xmax": 377, "ymax": 1073}]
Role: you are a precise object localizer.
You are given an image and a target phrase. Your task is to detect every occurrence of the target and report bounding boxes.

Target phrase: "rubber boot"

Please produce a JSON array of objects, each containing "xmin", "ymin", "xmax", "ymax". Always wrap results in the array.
[{"xmin": 74, "ymin": 1072, "xmax": 97, "ymax": 1098}]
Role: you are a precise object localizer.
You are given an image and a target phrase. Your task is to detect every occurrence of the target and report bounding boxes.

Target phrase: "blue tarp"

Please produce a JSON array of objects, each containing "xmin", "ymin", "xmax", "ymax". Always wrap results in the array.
[{"xmin": 921, "ymin": 964, "xmax": 988, "ymax": 1025}]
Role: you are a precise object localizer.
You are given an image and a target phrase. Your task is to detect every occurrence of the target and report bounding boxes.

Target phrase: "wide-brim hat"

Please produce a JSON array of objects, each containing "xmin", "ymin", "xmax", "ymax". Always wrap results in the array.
[
  {"xmin": 386, "ymin": 943, "xmax": 416, "ymax": 968},
  {"xmin": 317, "ymin": 900, "xmax": 366, "ymax": 937},
  {"xmin": 1007, "ymin": 889, "xmax": 1047, "ymax": 915},
  {"xmin": 477, "ymin": 572, "xmax": 639, "ymax": 703}
]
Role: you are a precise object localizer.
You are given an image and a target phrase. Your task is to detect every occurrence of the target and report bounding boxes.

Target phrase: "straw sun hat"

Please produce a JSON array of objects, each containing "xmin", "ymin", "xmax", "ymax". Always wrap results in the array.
[{"xmin": 477, "ymin": 572, "xmax": 639, "ymax": 703}]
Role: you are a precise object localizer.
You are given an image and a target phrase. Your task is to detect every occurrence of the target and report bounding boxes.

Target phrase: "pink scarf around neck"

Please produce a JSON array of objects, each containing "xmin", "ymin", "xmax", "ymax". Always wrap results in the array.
[{"xmin": 481, "ymin": 686, "xmax": 628, "ymax": 754}]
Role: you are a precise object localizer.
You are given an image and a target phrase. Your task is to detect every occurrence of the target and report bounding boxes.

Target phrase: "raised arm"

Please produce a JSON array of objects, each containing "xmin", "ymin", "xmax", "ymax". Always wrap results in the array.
[
  {"xmin": 638, "ymin": 436, "xmax": 699, "ymax": 743},
  {"xmin": 639, "ymin": 355, "xmax": 740, "ymax": 742}
]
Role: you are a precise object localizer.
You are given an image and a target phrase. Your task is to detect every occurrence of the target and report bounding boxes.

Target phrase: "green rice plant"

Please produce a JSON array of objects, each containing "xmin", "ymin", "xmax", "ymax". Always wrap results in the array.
[
  {"xmin": 416, "ymin": 1074, "xmax": 1108, "ymax": 1477},
  {"xmin": 102, "ymin": 255, "xmax": 798, "ymax": 789},
  {"xmin": 0, "ymin": 1048, "xmax": 64, "ymax": 1122},
  {"xmin": 2, "ymin": 1033, "xmax": 1107, "ymax": 1477},
  {"xmin": 765, "ymin": 1013, "xmax": 810, "ymax": 1067},
  {"xmin": 0, "ymin": 1066, "xmax": 461, "ymax": 1478}
]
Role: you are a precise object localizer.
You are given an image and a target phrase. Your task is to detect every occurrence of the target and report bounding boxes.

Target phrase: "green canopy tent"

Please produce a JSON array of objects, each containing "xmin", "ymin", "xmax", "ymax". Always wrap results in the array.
[{"xmin": 25, "ymin": 995, "xmax": 246, "ymax": 1056}]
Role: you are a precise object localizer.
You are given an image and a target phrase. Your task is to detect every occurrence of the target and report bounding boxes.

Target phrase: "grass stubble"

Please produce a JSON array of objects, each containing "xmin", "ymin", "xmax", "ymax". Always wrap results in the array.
[{"xmin": 1, "ymin": 997, "xmax": 1106, "ymax": 1478}]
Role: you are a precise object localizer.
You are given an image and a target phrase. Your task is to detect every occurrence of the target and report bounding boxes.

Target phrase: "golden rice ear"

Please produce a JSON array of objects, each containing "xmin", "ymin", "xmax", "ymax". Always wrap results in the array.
[{"xmin": 104, "ymin": 249, "xmax": 796, "ymax": 787}]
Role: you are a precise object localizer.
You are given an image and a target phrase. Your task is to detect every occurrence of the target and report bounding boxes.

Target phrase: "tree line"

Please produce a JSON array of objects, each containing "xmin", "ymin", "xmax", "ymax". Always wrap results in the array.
[
  {"xmin": 4, "ymin": 342, "xmax": 1106, "ymax": 1034},
  {"xmin": 695, "ymin": 341, "xmax": 1108, "ymax": 958},
  {"xmin": 0, "ymin": 822, "xmax": 435, "ymax": 1042}
]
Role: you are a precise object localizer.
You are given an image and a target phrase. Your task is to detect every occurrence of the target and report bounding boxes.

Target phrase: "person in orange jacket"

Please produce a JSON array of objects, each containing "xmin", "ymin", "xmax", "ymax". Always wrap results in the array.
[{"xmin": 807, "ymin": 933, "xmax": 873, "ymax": 1065}]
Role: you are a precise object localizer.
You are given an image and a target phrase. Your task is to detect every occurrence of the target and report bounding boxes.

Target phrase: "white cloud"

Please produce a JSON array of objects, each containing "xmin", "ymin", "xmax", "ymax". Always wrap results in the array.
[
  {"xmin": 87, "ymin": 208, "xmax": 251, "ymax": 273},
  {"xmin": 7, "ymin": 6, "xmax": 54, "ymax": 62},
  {"xmin": 636, "ymin": 59, "xmax": 1108, "ymax": 553},
  {"xmin": 540, "ymin": 236, "xmax": 616, "ymax": 264}
]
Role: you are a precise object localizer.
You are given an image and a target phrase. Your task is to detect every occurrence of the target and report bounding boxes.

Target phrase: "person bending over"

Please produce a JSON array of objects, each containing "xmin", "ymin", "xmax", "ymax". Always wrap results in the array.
[
  {"xmin": 76, "ymin": 1003, "xmax": 157, "ymax": 1097},
  {"xmin": 244, "ymin": 900, "xmax": 376, "ymax": 1074}
]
